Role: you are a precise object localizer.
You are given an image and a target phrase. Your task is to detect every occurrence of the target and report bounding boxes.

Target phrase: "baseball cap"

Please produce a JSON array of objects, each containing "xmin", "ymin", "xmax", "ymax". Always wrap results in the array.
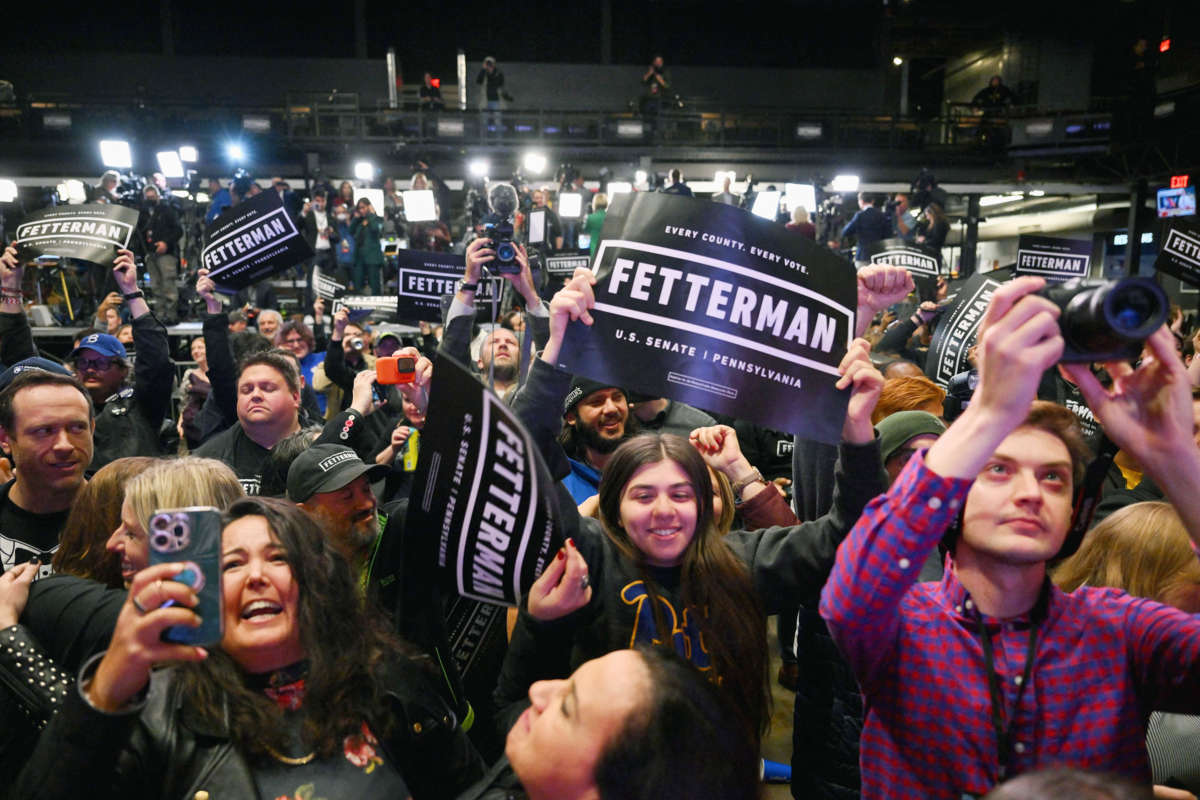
[
  {"xmin": 287, "ymin": 444, "xmax": 388, "ymax": 503},
  {"xmin": 0, "ymin": 357, "xmax": 74, "ymax": 392},
  {"xmin": 69, "ymin": 333, "xmax": 128, "ymax": 361}
]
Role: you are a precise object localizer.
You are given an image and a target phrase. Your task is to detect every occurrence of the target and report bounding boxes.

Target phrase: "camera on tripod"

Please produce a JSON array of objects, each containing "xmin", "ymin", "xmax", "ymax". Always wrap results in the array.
[
  {"xmin": 481, "ymin": 183, "xmax": 520, "ymax": 274},
  {"xmin": 1036, "ymin": 277, "xmax": 1168, "ymax": 362}
]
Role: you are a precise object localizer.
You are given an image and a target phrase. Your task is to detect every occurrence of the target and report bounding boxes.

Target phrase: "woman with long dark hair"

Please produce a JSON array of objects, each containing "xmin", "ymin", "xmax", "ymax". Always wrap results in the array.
[
  {"xmin": 15, "ymin": 496, "xmax": 483, "ymax": 800},
  {"xmin": 497, "ymin": 269, "xmax": 888, "ymax": 741}
]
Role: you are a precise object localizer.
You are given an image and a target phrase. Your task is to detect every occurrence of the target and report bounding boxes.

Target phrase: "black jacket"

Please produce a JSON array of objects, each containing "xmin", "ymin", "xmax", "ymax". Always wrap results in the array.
[
  {"xmin": 138, "ymin": 201, "xmax": 183, "ymax": 257},
  {"xmin": 494, "ymin": 437, "xmax": 886, "ymax": 731},
  {"xmin": 14, "ymin": 654, "xmax": 485, "ymax": 800},
  {"xmin": 91, "ymin": 314, "xmax": 174, "ymax": 469}
]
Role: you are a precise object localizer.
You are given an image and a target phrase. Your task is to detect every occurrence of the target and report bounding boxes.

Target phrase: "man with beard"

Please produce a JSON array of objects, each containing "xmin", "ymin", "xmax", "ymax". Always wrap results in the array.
[
  {"xmin": 288, "ymin": 443, "xmax": 388, "ymax": 574},
  {"xmin": 557, "ymin": 376, "xmax": 637, "ymax": 503},
  {"xmin": 477, "ymin": 327, "xmax": 522, "ymax": 400},
  {"xmin": 439, "ymin": 237, "xmax": 550, "ymax": 401}
]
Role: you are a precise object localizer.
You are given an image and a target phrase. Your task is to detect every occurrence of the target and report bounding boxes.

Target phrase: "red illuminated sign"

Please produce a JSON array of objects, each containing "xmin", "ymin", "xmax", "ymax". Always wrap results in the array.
[
  {"xmin": 1160, "ymin": 38, "xmax": 1171, "ymax": 53},
  {"xmin": 1171, "ymin": 175, "xmax": 1189, "ymax": 189}
]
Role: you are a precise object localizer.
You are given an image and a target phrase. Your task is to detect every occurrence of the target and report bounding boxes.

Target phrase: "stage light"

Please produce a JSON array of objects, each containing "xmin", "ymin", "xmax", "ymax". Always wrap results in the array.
[
  {"xmin": 0, "ymin": 180, "xmax": 16, "ymax": 203},
  {"xmin": 831, "ymin": 174, "xmax": 859, "ymax": 192},
  {"xmin": 616, "ymin": 120, "xmax": 643, "ymax": 138},
  {"xmin": 468, "ymin": 159, "xmax": 490, "ymax": 178},
  {"xmin": 607, "ymin": 181, "xmax": 632, "ymax": 195},
  {"xmin": 354, "ymin": 161, "xmax": 374, "ymax": 181},
  {"xmin": 156, "ymin": 151, "xmax": 185, "ymax": 179},
  {"xmin": 402, "ymin": 190, "xmax": 437, "ymax": 222},
  {"xmin": 524, "ymin": 152, "xmax": 548, "ymax": 175},
  {"xmin": 63, "ymin": 179, "xmax": 87, "ymax": 204},
  {"xmin": 558, "ymin": 192, "xmax": 583, "ymax": 218},
  {"xmin": 785, "ymin": 183, "xmax": 816, "ymax": 212},
  {"xmin": 893, "ymin": 56, "xmax": 904, "ymax": 66},
  {"xmin": 751, "ymin": 191, "xmax": 781, "ymax": 220},
  {"xmin": 226, "ymin": 143, "xmax": 246, "ymax": 162},
  {"xmin": 99, "ymin": 140, "xmax": 132, "ymax": 169},
  {"xmin": 178, "ymin": 146, "xmax": 198, "ymax": 163}
]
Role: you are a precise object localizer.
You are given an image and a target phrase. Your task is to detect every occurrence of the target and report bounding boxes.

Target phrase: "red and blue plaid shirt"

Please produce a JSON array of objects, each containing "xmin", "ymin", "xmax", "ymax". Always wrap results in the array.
[{"xmin": 820, "ymin": 451, "xmax": 1200, "ymax": 799}]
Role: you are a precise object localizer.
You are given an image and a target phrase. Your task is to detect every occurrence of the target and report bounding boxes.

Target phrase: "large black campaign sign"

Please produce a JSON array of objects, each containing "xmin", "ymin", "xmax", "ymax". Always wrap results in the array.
[
  {"xmin": 406, "ymin": 355, "xmax": 562, "ymax": 606},
  {"xmin": 16, "ymin": 204, "xmax": 139, "ymax": 266},
  {"xmin": 558, "ymin": 192, "xmax": 856, "ymax": 443},
  {"xmin": 1015, "ymin": 234, "xmax": 1091, "ymax": 281},
  {"xmin": 924, "ymin": 270, "xmax": 1012, "ymax": 388},
  {"xmin": 1155, "ymin": 218, "xmax": 1200, "ymax": 288},
  {"xmin": 202, "ymin": 191, "xmax": 313, "ymax": 291},
  {"xmin": 394, "ymin": 250, "xmax": 496, "ymax": 323}
]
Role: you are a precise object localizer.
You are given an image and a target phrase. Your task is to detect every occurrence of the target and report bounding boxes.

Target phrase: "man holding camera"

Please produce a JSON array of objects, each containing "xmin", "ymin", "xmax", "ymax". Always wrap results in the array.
[
  {"xmin": 138, "ymin": 184, "xmax": 182, "ymax": 324},
  {"xmin": 821, "ymin": 276, "xmax": 1200, "ymax": 798},
  {"xmin": 440, "ymin": 237, "xmax": 549, "ymax": 402}
]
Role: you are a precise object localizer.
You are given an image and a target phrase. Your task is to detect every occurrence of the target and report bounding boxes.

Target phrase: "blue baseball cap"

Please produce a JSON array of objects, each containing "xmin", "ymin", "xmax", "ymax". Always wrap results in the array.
[
  {"xmin": 0, "ymin": 357, "xmax": 74, "ymax": 391},
  {"xmin": 69, "ymin": 332, "xmax": 128, "ymax": 361}
]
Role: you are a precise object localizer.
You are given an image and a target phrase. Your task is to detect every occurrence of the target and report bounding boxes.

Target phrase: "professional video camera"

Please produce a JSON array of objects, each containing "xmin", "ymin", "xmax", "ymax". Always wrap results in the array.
[
  {"xmin": 556, "ymin": 164, "xmax": 580, "ymax": 192},
  {"xmin": 111, "ymin": 172, "xmax": 149, "ymax": 208},
  {"xmin": 481, "ymin": 183, "xmax": 520, "ymax": 274},
  {"xmin": 1036, "ymin": 277, "xmax": 1168, "ymax": 362},
  {"xmin": 909, "ymin": 168, "xmax": 946, "ymax": 211}
]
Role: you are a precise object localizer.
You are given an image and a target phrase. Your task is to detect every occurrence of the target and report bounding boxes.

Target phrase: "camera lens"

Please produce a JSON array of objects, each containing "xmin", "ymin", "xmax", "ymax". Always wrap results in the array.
[
  {"xmin": 1108, "ymin": 284, "xmax": 1157, "ymax": 334},
  {"xmin": 496, "ymin": 242, "xmax": 516, "ymax": 262}
]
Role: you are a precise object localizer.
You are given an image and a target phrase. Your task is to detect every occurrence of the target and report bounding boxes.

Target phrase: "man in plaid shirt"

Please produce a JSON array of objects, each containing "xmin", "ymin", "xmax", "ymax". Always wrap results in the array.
[{"xmin": 822, "ymin": 276, "xmax": 1200, "ymax": 799}]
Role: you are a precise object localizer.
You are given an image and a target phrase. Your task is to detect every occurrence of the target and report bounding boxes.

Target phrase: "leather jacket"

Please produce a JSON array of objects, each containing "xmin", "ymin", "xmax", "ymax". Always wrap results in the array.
[{"xmin": 15, "ymin": 653, "xmax": 485, "ymax": 800}]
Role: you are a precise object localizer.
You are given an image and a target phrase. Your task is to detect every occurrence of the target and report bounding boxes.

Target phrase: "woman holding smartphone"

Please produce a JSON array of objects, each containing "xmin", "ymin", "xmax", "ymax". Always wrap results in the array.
[{"xmin": 15, "ymin": 497, "xmax": 483, "ymax": 800}]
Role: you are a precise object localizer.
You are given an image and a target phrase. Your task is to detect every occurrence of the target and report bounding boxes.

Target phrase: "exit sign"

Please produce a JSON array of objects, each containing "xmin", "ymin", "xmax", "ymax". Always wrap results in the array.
[{"xmin": 1171, "ymin": 175, "xmax": 1189, "ymax": 189}]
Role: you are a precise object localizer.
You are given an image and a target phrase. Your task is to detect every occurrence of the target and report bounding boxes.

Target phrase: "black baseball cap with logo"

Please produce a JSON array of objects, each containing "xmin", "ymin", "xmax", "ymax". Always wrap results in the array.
[{"xmin": 286, "ymin": 444, "xmax": 388, "ymax": 503}]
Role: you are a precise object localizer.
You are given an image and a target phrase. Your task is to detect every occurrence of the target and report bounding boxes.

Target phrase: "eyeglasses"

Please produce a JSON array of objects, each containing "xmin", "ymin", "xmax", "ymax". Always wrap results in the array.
[{"xmin": 74, "ymin": 357, "xmax": 116, "ymax": 372}]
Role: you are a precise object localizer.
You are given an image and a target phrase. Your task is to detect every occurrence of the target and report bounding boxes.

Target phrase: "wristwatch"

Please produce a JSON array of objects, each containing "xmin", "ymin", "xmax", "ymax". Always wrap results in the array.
[
  {"xmin": 729, "ymin": 467, "xmax": 765, "ymax": 499},
  {"xmin": 123, "ymin": 290, "xmax": 144, "ymax": 301},
  {"xmin": 459, "ymin": 281, "xmax": 479, "ymax": 293}
]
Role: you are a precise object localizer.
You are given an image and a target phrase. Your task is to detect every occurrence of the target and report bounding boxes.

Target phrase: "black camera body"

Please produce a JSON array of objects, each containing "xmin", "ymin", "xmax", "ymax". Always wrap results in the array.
[
  {"xmin": 482, "ymin": 213, "xmax": 519, "ymax": 274},
  {"xmin": 943, "ymin": 369, "xmax": 978, "ymax": 423},
  {"xmin": 1035, "ymin": 277, "xmax": 1167, "ymax": 363}
]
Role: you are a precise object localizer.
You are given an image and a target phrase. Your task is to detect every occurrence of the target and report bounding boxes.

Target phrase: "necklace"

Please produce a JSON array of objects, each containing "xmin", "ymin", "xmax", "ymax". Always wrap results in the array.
[{"xmin": 263, "ymin": 743, "xmax": 316, "ymax": 766}]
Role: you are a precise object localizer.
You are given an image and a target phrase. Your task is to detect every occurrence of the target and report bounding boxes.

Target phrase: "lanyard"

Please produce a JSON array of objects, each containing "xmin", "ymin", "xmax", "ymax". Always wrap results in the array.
[{"xmin": 975, "ymin": 584, "xmax": 1047, "ymax": 784}]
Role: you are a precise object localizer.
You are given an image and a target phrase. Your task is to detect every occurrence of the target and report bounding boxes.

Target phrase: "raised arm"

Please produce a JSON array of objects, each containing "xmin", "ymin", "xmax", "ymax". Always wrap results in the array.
[
  {"xmin": 822, "ymin": 277, "xmax": 1064, "ymax": 687},
  {"xmin": 0, "ymin": 243, "xmax": 37, "ymax": 364},
  {"xmin": 197, "ymin": 269, "xmax": 238, "ymax": 427},
  {"xmin": 113, "ymin": 251, "xmax": 172, "ymax": 427}
]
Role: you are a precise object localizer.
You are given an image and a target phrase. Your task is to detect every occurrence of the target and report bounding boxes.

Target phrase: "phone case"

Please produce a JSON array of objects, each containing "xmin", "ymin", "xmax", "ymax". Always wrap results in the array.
[{"xmin": 147, "ymin": 507, "xmax": 223, "ymax": 647}]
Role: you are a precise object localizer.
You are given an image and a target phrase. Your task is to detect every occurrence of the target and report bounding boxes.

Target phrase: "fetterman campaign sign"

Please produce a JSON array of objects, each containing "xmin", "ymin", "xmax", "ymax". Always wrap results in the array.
[
  {"xmin": 924, "ymin": 269, "xmax": 1013, "ymax": 388},
  {"xmin": 866, "ymin": 237, "xmax": 941, "ymax": 300},
  {"xmin": 406, "ymin": 355, "xmax": 562, "ymax": 606},
  {"xmin": 394, "ymin": 250, "xmax": 496, "ymax": 323},
  {"xmin": 202, "ymin": 191, "xmax": 312, "ymax": 291},
  {"xmin": 1154, "ymin": 217, "xmax": 1200, "ymax": 288},
  {"xmin": 558, "ymin": 192, "xmax": 856, "ymax": 443},
  {"xmin": 1015, "ymin": 234, "xmax": 1091, "ymax": 281},
  {"xmin": 16, "ymin": 204, "xmax": 139, "ymax": 267}
]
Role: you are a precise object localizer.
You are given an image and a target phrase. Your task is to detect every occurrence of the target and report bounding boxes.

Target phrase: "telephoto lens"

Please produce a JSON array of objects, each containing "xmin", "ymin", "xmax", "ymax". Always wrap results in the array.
[
  {"xmin": 1035, "ymin": 277, "xmax": 1167, "ymax": 362},
  {"xmin": 349, "ymin": 337, "xmax": 365, "ymax": 351}
]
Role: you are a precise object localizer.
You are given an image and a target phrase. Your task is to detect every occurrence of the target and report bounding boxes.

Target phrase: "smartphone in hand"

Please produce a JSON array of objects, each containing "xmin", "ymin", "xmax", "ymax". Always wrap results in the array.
[{"xmin": 147, "ymin": 507, "xmax": 224, "ymax": 647}]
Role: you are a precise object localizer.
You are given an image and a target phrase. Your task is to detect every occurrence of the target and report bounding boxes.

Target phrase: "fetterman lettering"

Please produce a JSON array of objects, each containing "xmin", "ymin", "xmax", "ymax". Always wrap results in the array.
[
  {"xmin": 608, "ymin": 257, "xmax": 838, "ymax": 353},
  {"xmin": 873, "ymin": 252, "xmax": 935, "ymax": 270},
  {"xmin": 1019, "ymin": 254, "xmax": 1085, "ymax": 271},
  {"xmin": 203, "ymin": 217, "xmax": 289, "ymax": 270},
  {"xmin": 19, "ymin": 220, "xmax": 126, "ymax": 240},
  {"xmin": 470, "ymin": 419, "xmax": 527, "ymax": 600},
  {"xmin": 1167, "ymin": 231, "xmax": 1200, "ymax": 262}
]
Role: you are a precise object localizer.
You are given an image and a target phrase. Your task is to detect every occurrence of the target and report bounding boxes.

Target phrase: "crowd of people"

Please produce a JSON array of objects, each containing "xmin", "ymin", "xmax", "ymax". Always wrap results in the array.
[{"xmin": 2, "ymin": 145, "xmax": 1200, "ymax": 800}]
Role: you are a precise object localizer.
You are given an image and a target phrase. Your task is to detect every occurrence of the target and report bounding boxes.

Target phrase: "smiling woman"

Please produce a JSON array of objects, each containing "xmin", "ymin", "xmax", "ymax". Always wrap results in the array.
[{"xmin": 14, "ymin": 497, "xmax": 484, "ymax": 800}]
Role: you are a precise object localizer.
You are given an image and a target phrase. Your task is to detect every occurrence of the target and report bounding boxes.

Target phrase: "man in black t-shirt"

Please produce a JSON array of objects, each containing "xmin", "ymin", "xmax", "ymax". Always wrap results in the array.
[
  {"xmin": 195, "ymin": 350, "xmax": 302, "ymax": 495},
  {"xmin": 0, "ymin": 368, "xmax": 94, "ymax": 576}
]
